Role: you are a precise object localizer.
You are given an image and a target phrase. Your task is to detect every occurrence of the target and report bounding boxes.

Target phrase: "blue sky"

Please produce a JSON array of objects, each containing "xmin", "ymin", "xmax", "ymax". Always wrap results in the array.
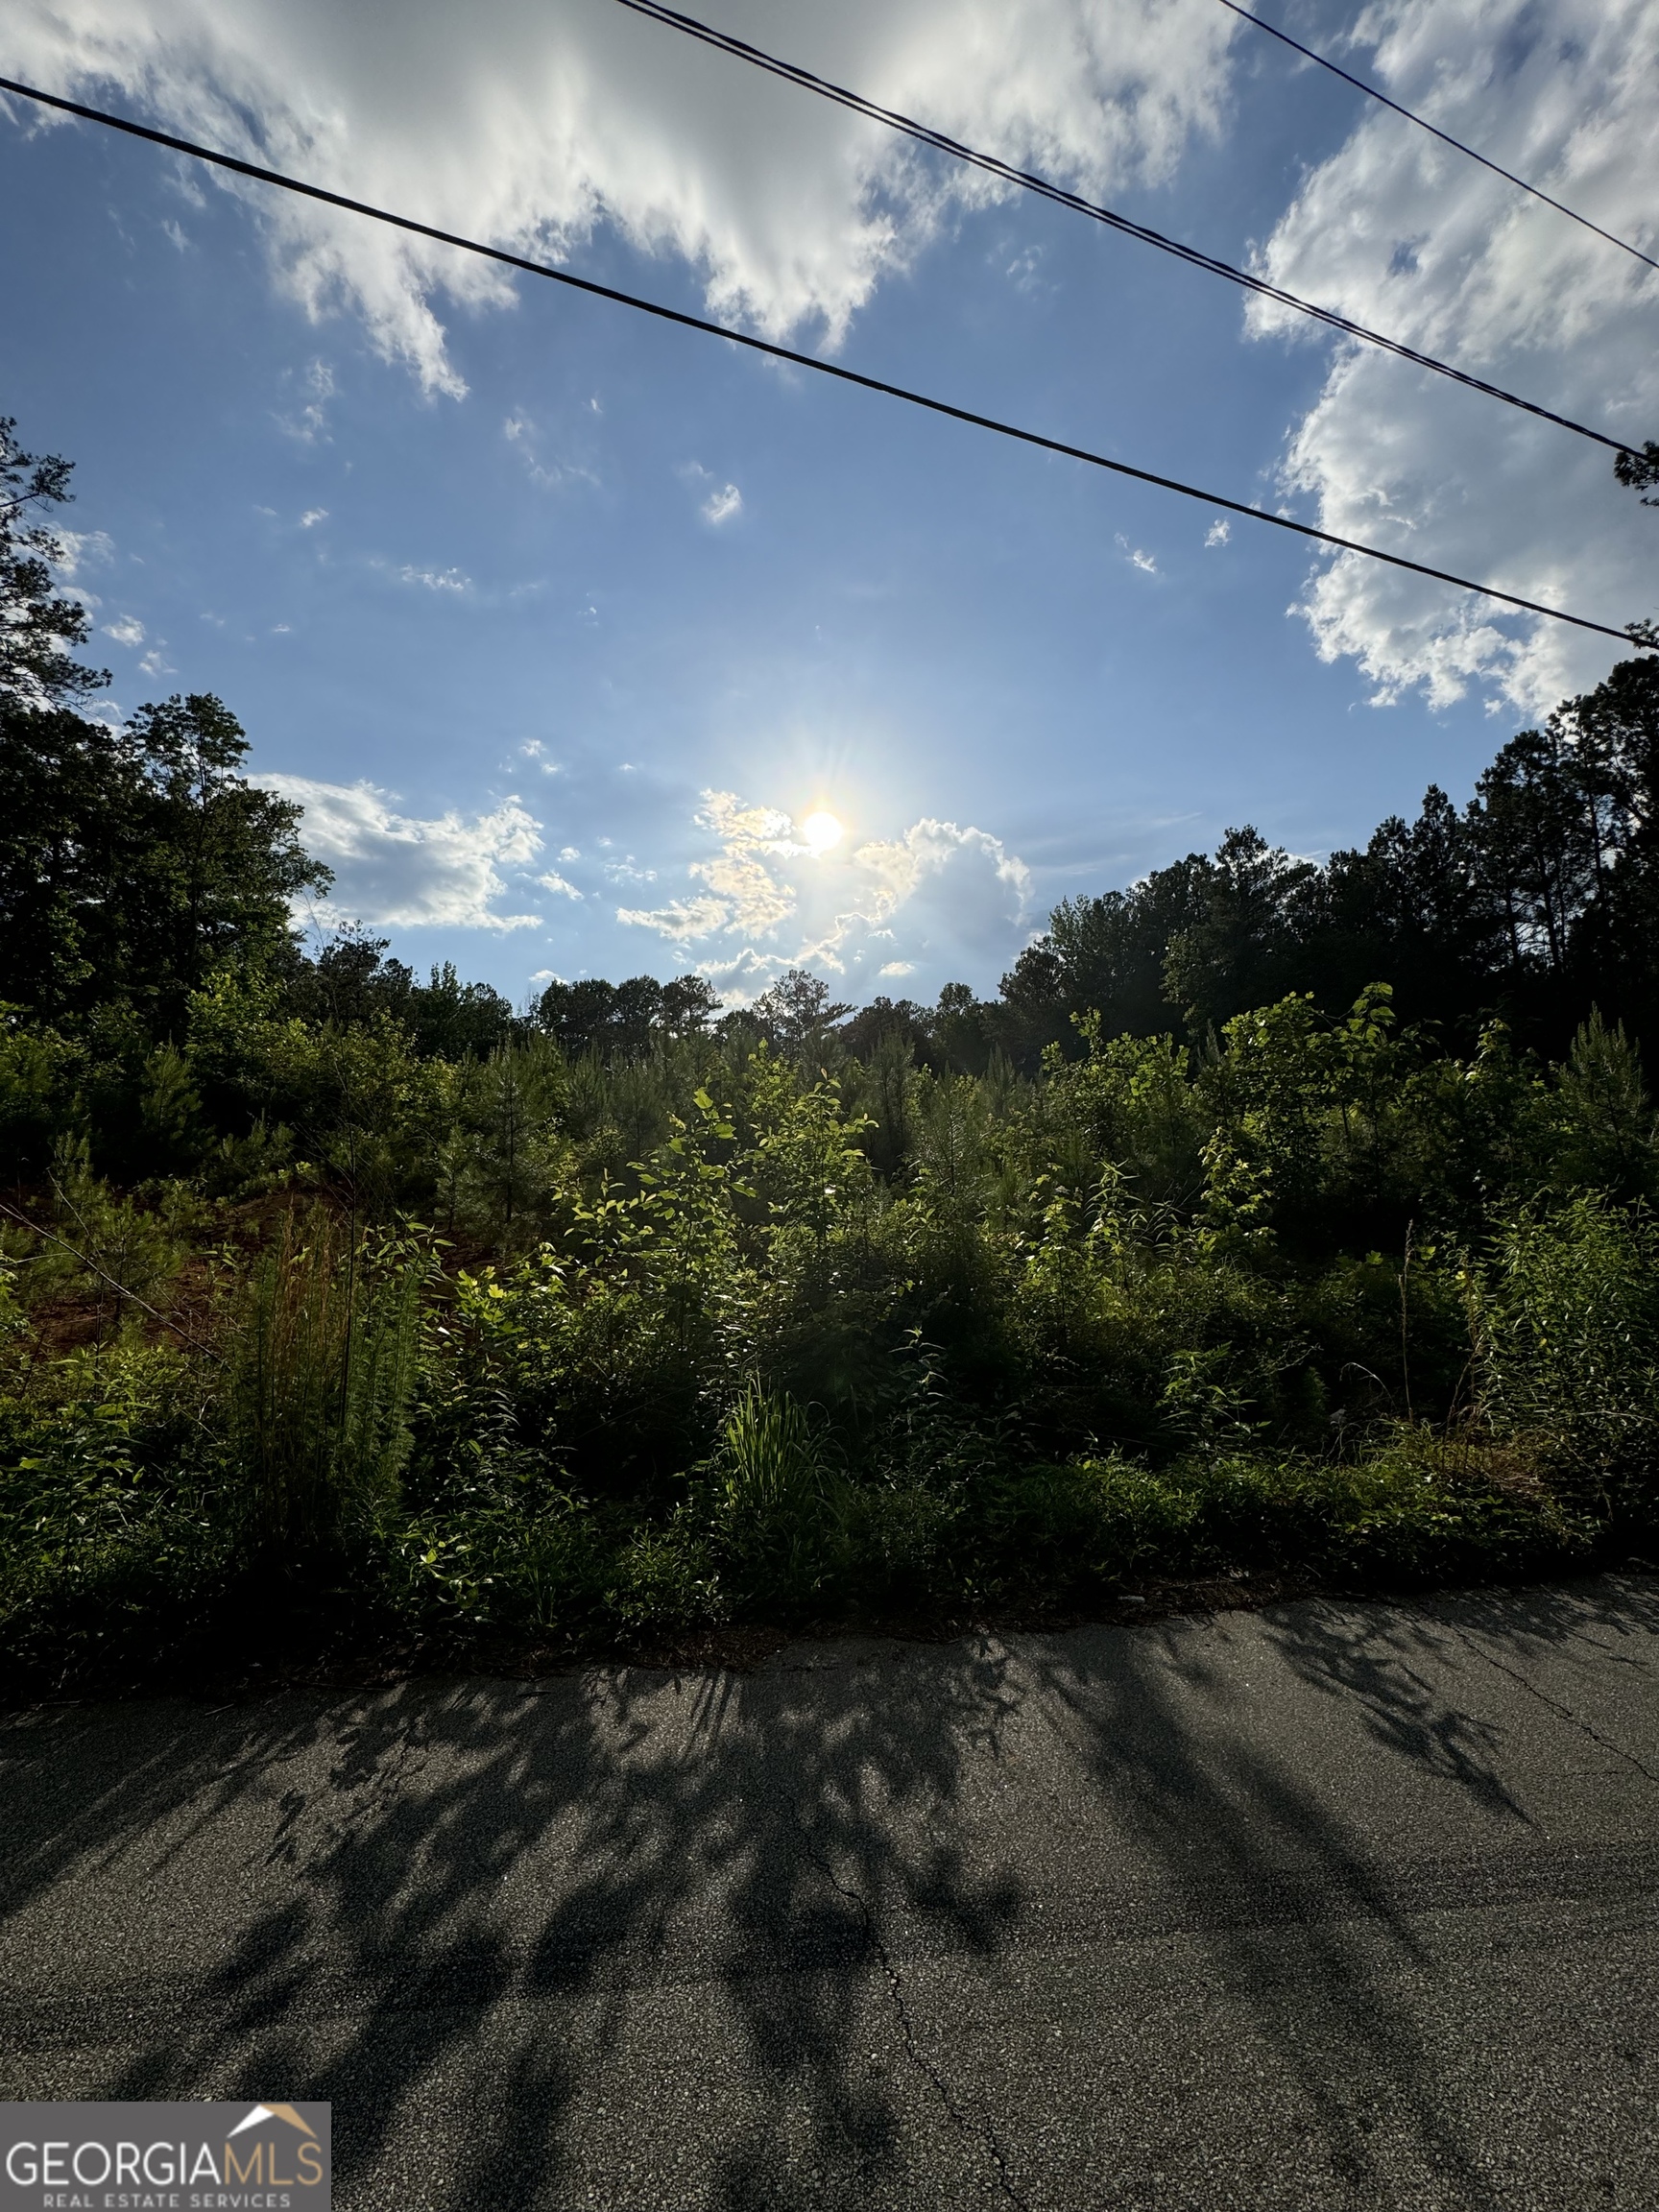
[{"xmin": 2, "ymin": 0, "xmax": 1654, "ymax": 1005}]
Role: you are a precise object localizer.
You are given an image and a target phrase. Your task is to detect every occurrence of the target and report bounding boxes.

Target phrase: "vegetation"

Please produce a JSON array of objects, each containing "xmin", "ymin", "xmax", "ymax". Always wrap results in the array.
[{"xmin": 3, "ymin": 413, "xmax": 1658, "ymax": 1692}]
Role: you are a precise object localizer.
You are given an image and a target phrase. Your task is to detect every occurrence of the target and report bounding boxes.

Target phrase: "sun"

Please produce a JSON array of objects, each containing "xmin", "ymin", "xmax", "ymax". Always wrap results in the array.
[{"xmin": 800, "ymin": 808, "xmax": 844, "ymax": 854}]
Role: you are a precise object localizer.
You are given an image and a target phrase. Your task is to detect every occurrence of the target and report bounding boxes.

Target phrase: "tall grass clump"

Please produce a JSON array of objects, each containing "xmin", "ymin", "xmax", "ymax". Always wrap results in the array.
[
  {"xmin": 709, "ymin": 1382, "xmax": 843, "ymax": 1610},
  {"xmin": 228, "ymin": 1207, "xmax": 427, "ymax": 1550}
]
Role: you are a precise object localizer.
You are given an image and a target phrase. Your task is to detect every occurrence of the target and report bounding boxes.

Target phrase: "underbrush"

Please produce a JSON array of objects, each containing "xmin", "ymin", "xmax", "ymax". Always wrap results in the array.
[
  {"xmin": 0, "ymin": 1381, "xmax": 1631, "ymax": 1696},
  {"xmin": 3, "ymin": 1017, "xmax": 1657, "ymax": 1694}
]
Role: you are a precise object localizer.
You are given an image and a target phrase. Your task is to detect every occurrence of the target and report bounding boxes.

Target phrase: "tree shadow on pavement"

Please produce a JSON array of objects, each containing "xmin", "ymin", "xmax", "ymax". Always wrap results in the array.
[
  {"xmin": 1022, "ymin": 1602, "xmax": 1535, "ymax": 2210},
  {"xmin": 0, "ymin": 1641, "xmax": 1028, "ymax": 2211}
]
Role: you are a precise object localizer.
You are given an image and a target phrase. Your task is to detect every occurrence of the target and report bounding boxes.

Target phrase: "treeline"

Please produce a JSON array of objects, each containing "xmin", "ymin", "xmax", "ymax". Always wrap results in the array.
[{"xmin": 7, "ymin": 385, "xmax": 1658, "ymax": 1167}]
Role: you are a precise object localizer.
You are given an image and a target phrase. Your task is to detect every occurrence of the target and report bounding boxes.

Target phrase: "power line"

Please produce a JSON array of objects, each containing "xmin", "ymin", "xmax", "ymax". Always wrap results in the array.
[
  {"xmin": 609, "ymin": 0, "xmax": 1631, "ymax": 457},
  {"xmin": 0, "ymin": 72, "xmax": 1637, "ymax": 644},
  {"xmin": 1216, "ymin": 0, "xmax": 1659, "ymax": 276}
]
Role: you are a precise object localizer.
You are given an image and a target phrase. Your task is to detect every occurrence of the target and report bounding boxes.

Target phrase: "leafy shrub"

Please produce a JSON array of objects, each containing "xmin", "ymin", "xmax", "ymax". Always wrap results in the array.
[
  {"xmin": 0, "ymin": 1340, "xmax": 230, "ymax": 1679},
  {"xmin": 1471, "ymin": 1194, "xmax": 1659, "ymax": 1512}
]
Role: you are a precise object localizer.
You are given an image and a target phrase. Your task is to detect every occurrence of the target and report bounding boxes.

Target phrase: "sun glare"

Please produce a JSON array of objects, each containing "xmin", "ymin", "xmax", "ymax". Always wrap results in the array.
[{"xmin": 801, "ymin": 809, "xmax": 844, "ymax": 854}]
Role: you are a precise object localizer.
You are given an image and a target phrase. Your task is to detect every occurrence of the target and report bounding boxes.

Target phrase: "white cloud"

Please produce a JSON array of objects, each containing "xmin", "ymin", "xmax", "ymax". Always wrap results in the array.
[
  {"xmin": 103, "ymin": 614, "xmax": 145, "ymax": 646},
  {"xmin": 54, "ymin": 528, "xmax": 114, "ymax": 579},
  {"xmin": 1204, "ymin": 517, "xmax": 1230, "ymax": 547},
  {"xmin": 614, "ymin": 792, "xmax": 803, "ymax": 942},
  {"xmin": 618, "ymin": 785, "xmax": 1031, "ymax": 996},
  {"xmin": 538, "ymin": 870, "xmax": 583, "ymax": 900},
  {"xmin": 0, "ymin": 0, "xmax": 1237, "ymax": 393},
  {"xmin": 1250, "ymin": 0, "xmax": 1659, "ymax": 710},
  {"xmin": 263, "ymin": 774, "xmax": 544, "ymax": 928},
  {"xmin": 617, "ymin": 892, "xmax": 731, "ymax": 944},
  {"xmin": 702, "ymin": 483, "xmax": 743, "ymax": 526},
  {"xmin": 299, "ymin": 506, "xmax": 327, "ymax": 527},
  {"xmin": 276, "ymin": 357, "xmax": 334, "ymax": 442},
  {"xmin": 504, "ymin": 407, "xmax": 598, "ymax": 492},
  {"xmin": 396, "ymin": 564, "xmax": 469, "ymax": 593}
]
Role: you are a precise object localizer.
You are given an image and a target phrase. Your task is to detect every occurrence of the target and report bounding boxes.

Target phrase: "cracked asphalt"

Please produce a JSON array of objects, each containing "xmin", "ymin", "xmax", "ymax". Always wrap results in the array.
[{"xmin": 3, "ymin": 1576, "xmax": 1658, "ymax": 2211}]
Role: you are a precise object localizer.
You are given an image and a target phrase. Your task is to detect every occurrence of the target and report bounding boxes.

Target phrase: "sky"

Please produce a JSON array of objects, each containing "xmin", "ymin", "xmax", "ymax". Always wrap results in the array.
[{"xmin": 2, "ymin": 0, "xmax": 1655, "ymax": 1007}]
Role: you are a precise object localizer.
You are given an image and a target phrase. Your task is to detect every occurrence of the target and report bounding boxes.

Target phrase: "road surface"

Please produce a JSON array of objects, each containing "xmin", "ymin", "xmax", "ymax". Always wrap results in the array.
[{"xmin": 4, "ymin": 1577, "xmax": 1658, "ymax": 2209}]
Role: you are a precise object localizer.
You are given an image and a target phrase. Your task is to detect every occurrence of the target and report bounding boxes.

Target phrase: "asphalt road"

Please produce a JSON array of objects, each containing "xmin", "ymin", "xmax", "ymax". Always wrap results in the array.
[{"xmin": 4, "ymin": 1577, "xmax": 1659, "ymax": 2211}]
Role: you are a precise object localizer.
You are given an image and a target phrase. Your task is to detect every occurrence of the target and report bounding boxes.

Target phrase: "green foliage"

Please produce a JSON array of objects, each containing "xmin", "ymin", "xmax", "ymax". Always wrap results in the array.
[
  {"xmin": 0, "ymin": 1007, "xmax": 83, "ymax": 1177},
  {"xmin": 0, "ymin": 694, "xmax": 326, "ymax": 1036},
  {"xmin": 1551, "ymin": 1012, "xmax": 1658, "ymax": 1199},
  {"xmin": 227, "ymin": 1208, "xmax": 428, "ymax": 1550},
  {"xmin": 8, "ymin": 976, "xmax": 1659, "ymax": 1690},
  {"xmin": 188, "ymin": 971, "xmax": 445, "ymax": 1210},
  {"xmin": 974, "ymin": 1439, "xmax": 1586, "ymax": 1609},
  {"xmin": 998, "ymin": 653, "xmax": 1659, "ymax": 1064},
  {"xmin": 707, "ymin": 1383, "xmax": 842, "ymax": 1610},
  {"xmin": 4, "ymin": 1137, "xmax": 196, "ymax": 1339},
  {"xmin": 439, "ymin": 1038, "xmax": 569, "ymax": 1246},
  {"xmin": 0, "ymin": 1339, "xmax": 229, "ymax": 1680},
  {"xmin": 1470, "ymin": 1194, "xmax": 1659, "ymax": 1513},
  {"xmin": 0, "ymin": 416, "xmax": 108, "ymax": 710}
]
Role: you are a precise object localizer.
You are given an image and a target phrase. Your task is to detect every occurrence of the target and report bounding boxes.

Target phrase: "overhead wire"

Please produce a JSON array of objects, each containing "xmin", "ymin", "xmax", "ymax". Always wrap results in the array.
[
  {"xmin": 1215, "ymin": 0, "xmax": 1659, "ymax": 276},
  {"xmin": 0, "ymin": 73, "xmax": 1637, "ymax": 644},
  {"xmin": 607, "ymin": 0, "xmax": 1633, "ymax": 456}
]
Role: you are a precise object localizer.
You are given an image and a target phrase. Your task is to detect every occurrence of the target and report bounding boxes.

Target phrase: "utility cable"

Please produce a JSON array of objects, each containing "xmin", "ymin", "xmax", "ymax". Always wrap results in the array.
[
  {"xmin": 0, "ymin": 73, "xmax": 1637, "ymax": 643},
  {"xmin": 608, "ymin": 0, "xmax": 1632, "ymax": 456},
  {"xmin": 1216, "ymin": 0, "xmax": 1659, "ymax": 276}
]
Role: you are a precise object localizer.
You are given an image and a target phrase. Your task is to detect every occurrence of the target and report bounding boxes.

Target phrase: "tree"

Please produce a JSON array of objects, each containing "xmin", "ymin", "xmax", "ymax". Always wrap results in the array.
[
  {"xmin": 295, "ymin": 926, "xmax": 417, "ymax": 1029},
  {"xmin": 997, "ymin": 864, "xmax": 1211, "ymax": 1061},
  {"xmin": 0, "ymin": 691, "xmax": 327, "ymax": 1032},
  {"xmin": 1161, "ymin": 829, "xmax": 1318, "ymax": 1034},
  {"xmin": 2, "ymin": 416, "xmax": 326, "ymax": 1036},
  {"xmin": 838, "ymin": 994, "xmax": 933, "ymax": 1067},
  {"xmin": 1558, "ymin": 654, "xmax": 1659, "ymax": 1041},
  {"xmin": 750, "ymin": 969, "xmax": 852, "ymax": 1060},
  {"xmin": 659, "ymin": 974, "xmax": 722, "ymax": 1039},
  {"xmin": 126, "ymin": 694, "xmax": 326, "ymax": 1022},
  {"xmin": 932, "ymin": 981, "xmax": 992, "ymax": 1075},
  {"xmin": 1614, "ymin": 440, "xmax": 1659, "ymax": 505},
  {"xmin": 535, "ymin": 976, "xmax": 618, "ymax": 1057},
  {"xmin": 408, "ymin": 963, "xmax": 516, "ymax": 1058},
  {"xmin": 1304, "ymin": 786, "xmax": 1503, "ymax": 1033},
  {"xmin": 0, "ymin": 417, "xmax": 108, "ymax": 710},
  {"xmin": 532, "ymin": 973, "xmax": 716, "ymax": 1058}
]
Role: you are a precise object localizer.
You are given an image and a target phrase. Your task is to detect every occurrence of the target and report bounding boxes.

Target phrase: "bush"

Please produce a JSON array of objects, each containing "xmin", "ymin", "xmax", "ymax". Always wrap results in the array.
[
  {"xmin": 0, "ymin": 1340, "xmax": 230, "ymax": 1680},
  {"xmin": 1471, "ymin": 1193, "xmax": 1659, "ymax": 1514}
]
